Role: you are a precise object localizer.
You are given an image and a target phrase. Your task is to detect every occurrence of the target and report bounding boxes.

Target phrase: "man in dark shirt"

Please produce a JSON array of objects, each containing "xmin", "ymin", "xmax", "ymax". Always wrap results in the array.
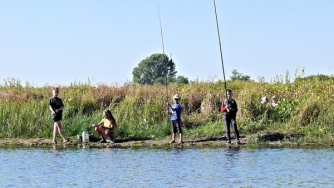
[{"xmin": 221, "ymin": 89, "xmax": 240, "ymax": 145}]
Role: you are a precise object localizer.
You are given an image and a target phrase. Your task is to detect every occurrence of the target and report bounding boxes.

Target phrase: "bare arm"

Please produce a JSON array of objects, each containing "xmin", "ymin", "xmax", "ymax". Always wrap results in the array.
[
  {"xmin": 92, "ymin": 120, "xmax": 104, "ymax": 127},
  {"xmin": 49, "ymin": 105, "xmax": 56, "ymax": 114},
  {"xmin": 107, "ymin": 121, "xmax": 115, "ymax": 129},
  {"xmin": 55, "ymin": 106, "xmax": 64, "ymax": 113},
  {"xmin": 165, "ymin": 102, "xmax": 175, "ymax": 112},
  {"xmin": 50, "ymin": 105, "xmax": 64, "ymax": 113},
  {"xmin": 165, "ymin": 102, "xmax": 170, "ymax": 114}
]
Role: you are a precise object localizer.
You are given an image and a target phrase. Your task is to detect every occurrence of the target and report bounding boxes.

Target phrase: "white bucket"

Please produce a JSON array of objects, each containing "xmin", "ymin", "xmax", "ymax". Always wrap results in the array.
[{"xmin": 82, "ymin": 130, "xmax": 89, "ymax": 143}]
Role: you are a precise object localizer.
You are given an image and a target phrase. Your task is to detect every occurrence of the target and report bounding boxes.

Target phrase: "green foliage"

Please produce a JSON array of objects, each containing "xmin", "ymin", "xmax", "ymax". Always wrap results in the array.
[
  {"xmin": 295, "ymin": 74, "xmax": 334, "ymax": 82},
  {"xmin": 80, "ymin": 99, "xmax": 98, "ymax": 115},
  {"xmin": 1, "ymin": 74, "xmax": 334, "ymax": 146},
  {"xmin": 230, "ymin": 69, "xmax": 251, "ymax": 82},
  {"xmin": 132, "ymin": 53, "xmax": 189, "ymax": 85},
  {"xmin": 185, "ymin": 122, "xmax": 222, "ymax": 140},
  {"xmin": 176, "ymin": 75, "xmax": 189, "ymax": 84},
  {"xmin": 132, "ymin": 53, "xmax": 177, "ymax": 85}
]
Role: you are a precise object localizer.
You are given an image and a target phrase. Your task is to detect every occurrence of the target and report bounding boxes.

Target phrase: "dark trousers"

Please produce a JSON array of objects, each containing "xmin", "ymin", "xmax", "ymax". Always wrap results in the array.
[
  {"xmin": 171, "ymin": 119, "xmax": 182, "ymax": 133},
  {"xmin": 224, "ymin": 116, "xmax": 240, "ymax": 141}
]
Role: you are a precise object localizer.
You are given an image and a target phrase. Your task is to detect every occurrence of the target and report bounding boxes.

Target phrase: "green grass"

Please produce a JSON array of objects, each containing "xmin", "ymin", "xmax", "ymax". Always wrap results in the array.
[{"xmin": 1, "ymin": 74, "xmax": 334, "ymax": 146}]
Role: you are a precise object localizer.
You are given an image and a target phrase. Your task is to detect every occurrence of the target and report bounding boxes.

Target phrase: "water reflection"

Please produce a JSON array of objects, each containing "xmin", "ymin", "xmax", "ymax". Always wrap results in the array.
[{"xmin": 53, "ymin": 144, "xmax": 67, "ymax": 151}]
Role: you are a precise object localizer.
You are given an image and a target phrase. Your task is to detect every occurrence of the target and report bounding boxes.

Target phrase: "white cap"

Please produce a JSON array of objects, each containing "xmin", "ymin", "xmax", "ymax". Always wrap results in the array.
[
  {"xmin": 173, "ymin": 94, "xmax": 180, "ymax": 100},
  {"xmin": 261, "ymin": 96, "xmax": 269, "ymax": 104}
]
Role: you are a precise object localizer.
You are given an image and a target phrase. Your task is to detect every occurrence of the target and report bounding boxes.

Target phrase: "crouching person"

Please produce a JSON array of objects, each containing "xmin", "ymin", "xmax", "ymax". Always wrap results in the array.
[{"xmin": 92, "ymin": 109, "xmax": 116, "ymax": 143}]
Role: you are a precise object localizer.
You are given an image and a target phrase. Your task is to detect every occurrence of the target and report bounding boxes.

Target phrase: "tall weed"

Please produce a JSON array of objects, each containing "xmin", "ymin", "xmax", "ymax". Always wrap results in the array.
[{"xmin": 0, "ymin": 76, "xmax": 333, "ymax": 145}]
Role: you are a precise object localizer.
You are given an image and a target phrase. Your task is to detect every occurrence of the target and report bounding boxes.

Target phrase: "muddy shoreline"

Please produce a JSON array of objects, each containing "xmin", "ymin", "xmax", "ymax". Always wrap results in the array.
[
  {"xmin": 0, "ymin": 137, "xmax": 251, "ymax": 148},
  {"xmin": 1, "ymin": 136, "xmax": 330, "ymax": 148}
]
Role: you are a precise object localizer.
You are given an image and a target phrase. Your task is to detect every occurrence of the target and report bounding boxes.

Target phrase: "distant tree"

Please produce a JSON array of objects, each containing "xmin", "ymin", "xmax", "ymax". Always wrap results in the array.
[
  {"xmin": 132, "ymin": 53, "xmax": 177, "ymax": 85},
  {"xmin": 230, "ymin": 69, "xmax": 251, "ymax": 82},
  {"xmin": 176, "ymin": 75, "xmax": 189, "ymax": 84},
  {"xmin": 154, "ymin": 76, "xmax": 176, "ymax": 85}
]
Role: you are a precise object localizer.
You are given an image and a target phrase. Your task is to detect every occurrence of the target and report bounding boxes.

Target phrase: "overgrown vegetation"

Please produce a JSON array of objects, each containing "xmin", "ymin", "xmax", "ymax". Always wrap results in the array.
[{"xmin": 0, "ymin": 72, "xmax": 333, "ymax": 146}]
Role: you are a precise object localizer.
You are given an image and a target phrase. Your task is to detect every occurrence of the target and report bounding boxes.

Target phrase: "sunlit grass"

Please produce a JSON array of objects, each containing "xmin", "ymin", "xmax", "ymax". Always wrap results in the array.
[{"xmin": 0, "ymin": 74, "xmax": 334, "ymax": 146}]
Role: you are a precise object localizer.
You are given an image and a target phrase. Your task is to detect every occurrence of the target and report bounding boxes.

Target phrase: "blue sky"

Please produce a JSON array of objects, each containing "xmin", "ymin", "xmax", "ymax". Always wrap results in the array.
[{"xmin": 1, "ymin": 0, "xmax": 333, "ymax": 86}]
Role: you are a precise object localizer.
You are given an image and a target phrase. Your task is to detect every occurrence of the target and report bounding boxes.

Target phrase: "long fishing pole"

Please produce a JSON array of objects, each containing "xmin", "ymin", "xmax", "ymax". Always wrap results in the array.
[
  {"xmin": 213, "ymin": 0, "xmax": 228, "ymax": 100},
  {"xmin": 158, "ymin": 4, "xmax": 168, "ymax": 101}
]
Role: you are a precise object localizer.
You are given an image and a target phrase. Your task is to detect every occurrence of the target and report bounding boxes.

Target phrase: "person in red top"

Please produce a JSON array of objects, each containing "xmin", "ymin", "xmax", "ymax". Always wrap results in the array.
[{"xmin": 221, "ymin": 89, "xmax": 240, "ymax": 144}]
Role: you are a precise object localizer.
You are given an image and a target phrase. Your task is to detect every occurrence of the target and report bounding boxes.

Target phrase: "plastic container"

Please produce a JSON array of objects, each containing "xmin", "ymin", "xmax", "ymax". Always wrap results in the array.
[{"xmin": 82, "ymin": 129, "xmax": 89, "ymax": 143}]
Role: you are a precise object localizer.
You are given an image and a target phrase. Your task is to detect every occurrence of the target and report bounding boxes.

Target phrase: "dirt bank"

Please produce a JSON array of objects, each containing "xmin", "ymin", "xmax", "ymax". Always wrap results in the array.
[
  {"xmin": 3, "ymin": 133, "xmax": 325, "ymax": 148},
  {"xmin": 0, "ymin": 137, "xmax": 249, "ymax": 148}
]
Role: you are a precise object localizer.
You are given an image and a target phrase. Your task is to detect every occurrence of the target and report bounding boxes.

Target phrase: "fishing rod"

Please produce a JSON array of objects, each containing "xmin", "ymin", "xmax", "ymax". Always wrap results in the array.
[
  {"xmin": 213, "ymin": 0, "xmax": 228, "ymax": 101},
  {"xmin": 158, "ymin": 4, "xmax": 165, "ymax": 55},
  {"xmin": 158, "ymin": 4, "xmax": 168, "ymax": 102}
]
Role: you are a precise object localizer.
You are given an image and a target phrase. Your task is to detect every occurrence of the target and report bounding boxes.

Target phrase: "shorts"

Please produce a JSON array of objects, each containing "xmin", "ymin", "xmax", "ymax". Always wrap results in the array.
[
  {"xmin": 171, "ymin": 119, "xmax": 182, "ymax": 133},
  {"xmin": 52, "ymin": 114, "xmax": 62, "ymax": 122},
  {"xmin": 104, "ymin": 127, "xmax": 114, "ymax": 133}
]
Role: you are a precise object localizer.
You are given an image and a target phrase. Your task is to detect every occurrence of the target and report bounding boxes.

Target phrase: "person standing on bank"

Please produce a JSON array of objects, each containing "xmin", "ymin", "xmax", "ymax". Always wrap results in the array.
[
  {"xmin": 49, "ymin": 87, "xmax": 68, "ymax": 144},
  {"xmin": 166, "ymin": 94, "xmax": 183, "ymax": 143},
  {"xmin": 221, "ymin": 89, "xmax": 240, "ymax": 145}
]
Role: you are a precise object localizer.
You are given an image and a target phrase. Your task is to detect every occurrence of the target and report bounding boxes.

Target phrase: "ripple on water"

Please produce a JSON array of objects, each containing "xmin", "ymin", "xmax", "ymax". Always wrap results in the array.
[{"xmin": 0, "ymin": 147, "xmax": 333, "ymax": 187}]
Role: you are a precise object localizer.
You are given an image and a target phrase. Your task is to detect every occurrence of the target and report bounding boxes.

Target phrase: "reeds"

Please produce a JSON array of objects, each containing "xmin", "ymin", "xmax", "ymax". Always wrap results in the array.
[{"xmin": 0, "ymin": 75, "xmax": 333, "ymax": 145}]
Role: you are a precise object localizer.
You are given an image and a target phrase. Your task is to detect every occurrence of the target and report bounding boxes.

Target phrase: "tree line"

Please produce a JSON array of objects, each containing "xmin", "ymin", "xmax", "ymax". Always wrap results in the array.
[{"xmin": 132, "ymin": 53, "xmax": 252, "ymax": 85}]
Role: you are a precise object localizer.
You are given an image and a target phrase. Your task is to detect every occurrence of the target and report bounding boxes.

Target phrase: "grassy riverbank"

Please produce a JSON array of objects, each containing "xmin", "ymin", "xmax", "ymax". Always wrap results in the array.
[{"xmin": 1, "ymin": 75, "xmax": 334, "ymax": 146}]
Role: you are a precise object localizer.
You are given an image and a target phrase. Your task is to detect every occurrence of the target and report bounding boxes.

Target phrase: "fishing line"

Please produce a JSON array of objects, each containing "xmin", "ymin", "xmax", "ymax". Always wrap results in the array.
[
  {"xmin": 158, "ymin": 4, "xmax": 168, "ymax": 101},
  {"xmin": 213, "ymin": 0, "xmax": 228, "ymax": 100}
]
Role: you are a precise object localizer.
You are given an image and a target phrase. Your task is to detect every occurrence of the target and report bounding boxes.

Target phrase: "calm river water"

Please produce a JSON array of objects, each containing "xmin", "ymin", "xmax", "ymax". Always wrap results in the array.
[{"xmin": 0, "ymin": 145, "xmax": 333, "ymax": 188}]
